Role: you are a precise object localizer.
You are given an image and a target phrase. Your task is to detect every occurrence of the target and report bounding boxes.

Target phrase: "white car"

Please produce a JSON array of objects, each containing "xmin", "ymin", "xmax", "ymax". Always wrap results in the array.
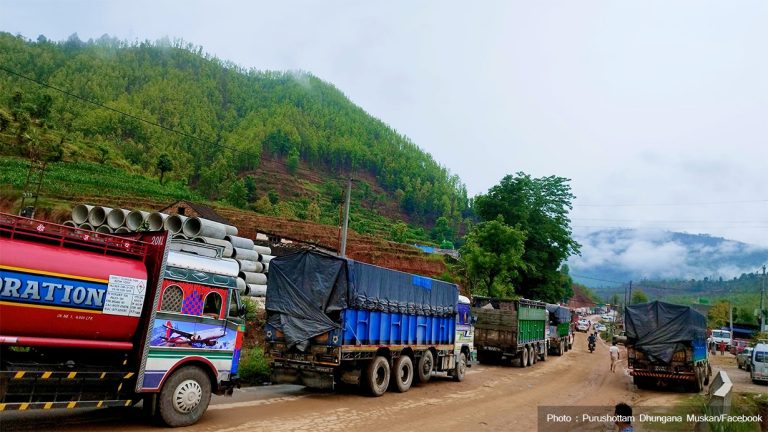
[
  {"xmin": 576, "ymin": 319, "xmax": 591, "ymax": 332},
  {"xmin": 595, "ymin": 323, "xmax": 607, "ymax": 332}
]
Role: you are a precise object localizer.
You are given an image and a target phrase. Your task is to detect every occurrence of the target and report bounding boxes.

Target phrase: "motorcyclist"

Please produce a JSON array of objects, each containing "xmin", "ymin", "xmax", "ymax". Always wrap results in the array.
[{"xmin": 588, "ymin": 331, "xmax": 597, "ymax": 351}]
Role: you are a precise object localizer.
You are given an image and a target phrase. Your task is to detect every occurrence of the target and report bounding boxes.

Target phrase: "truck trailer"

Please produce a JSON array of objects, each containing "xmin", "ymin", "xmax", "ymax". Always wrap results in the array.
[
  {"xmin": 625, "ymin": 300, "xmax": 711, "ymax": 392},
  {"xmin": 546, "ymin": 304, "xmax": 573, "ymax": 356},
  {"xmin": 0, "ymin": 213, "xmax": 246, "ymax": 426},
  {"xmin": 471, "ymin": 297, "xmax": 548, "ymax": 367},
  {"xmin": 265, "ymin": 250, "xmax": 475, "ymax": 396}
]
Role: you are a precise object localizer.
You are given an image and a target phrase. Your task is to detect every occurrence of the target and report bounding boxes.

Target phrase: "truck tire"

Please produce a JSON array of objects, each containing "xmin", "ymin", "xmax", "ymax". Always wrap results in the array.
[
  {"xmin": 157, "ymin": 366, "xmax": 211, "ymax": 427},
  {"xmin": 416, "ymin": 350, "xmax": 434, "ymax": 383},
  {"xmin": 391, "ymin": 355, "xmax": 413, "ymax": 392},
  {"xmin": 366, "ymin": 356, "xmax": 390, "ymax": 396},
  {"xmin": 541, "ymin": 344, "xmax": 547, "ymax": 361},
  {"xmin": 520, "ymin": 347, "xmax": 529, "ymax": 368},
  {"xmin": 560, "ymin": 340, "xmax": 565, "ymax": 355},
  {"xmin": 529, "ymin": 346, "xmax": 536, "ymax": 365},
  {"xmin": 453, "ymin": 352, "xmax": 467, "ymax": 382}
]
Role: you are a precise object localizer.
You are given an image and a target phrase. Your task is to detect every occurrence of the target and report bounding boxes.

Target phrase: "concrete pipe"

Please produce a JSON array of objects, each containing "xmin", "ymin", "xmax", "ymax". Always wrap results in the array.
[
  {"xmin": 147, "ymin": 212, "xmax": 168, "ymax": 231},
  {"xmin": 195, "ymin": 236, "xmax": 233, "ymax": 258},
  {"xmin": 233, "ymin": 247, "xmax": 259, "ymax": 261},
  {"xmin": 127, "ymin": 210, "xmax": 151, "ymax": 231},
  {"xmin": 236, "ymin": 277, "xmax": 247, "ymax": 294},
  {"xmin": 165, "ymin": 214, "xmax": 187, "ymax": 234},
  {"xmin": 95, "ymin": 224, "xmax": 114, "ymax": 234},
  {"xmin": 253, "ymin": 245, "xmax": 272, "ymax": 256},
  {"xmin": 72, "ymin": 204, "xmax": 94, "ymax": 224},
  {"xmin": 260, "ymin": 254, "xmax": 275, "ymax": 264},
  {"xmin": 225, "ymin": 235, "xmax": 254, "ymax": 250},
  {"xmin": 263, "ymin": 262, "xmax": 269, "ymax": 273},
  {"xmin": 225, "ymin": 225, "xmax": 238, "ymax": 236},
  {"xmin": 245, "ymin": 284, "xmax": 267, "ymax": 297},
  {"xmin": 115, "ymin": 226, "xmax": 131, "ymax": 233},
  {"xmin": 239, "ymin": 271, "xmax": 268, "ymax": 285},
  {"xmin": 87, "ymin": 206, "xmax": 113, "ymax": 226},
  {"xmin": 172, "ymin": 233, "xmax": 189, "ymax": 240},
  {"xmin": 182, "ymin": 217, "xmax": 227, "ymax": 240},
  {"xmin": 78, "ymin": 223, "xmax": 95, "ymax": 231},
  {"xmin": 62, "ymin": 220, "xmax": 78, "ymax": 228},
  {"xmin": 238, "ymin": 259, "xmax": 264, "ymax": 273},
  {"xmin": 107, "ymin": 208, "xmax": 130, "ymax": 229}
]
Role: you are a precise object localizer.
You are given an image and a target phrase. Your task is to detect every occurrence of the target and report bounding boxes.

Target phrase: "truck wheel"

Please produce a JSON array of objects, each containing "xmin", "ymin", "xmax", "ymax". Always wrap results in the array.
[
  {"xmin": 157, "ymin": 366, "xmax": 211, "ymax": 427},
  {"xmin": 416, "ymin": 351, "xmax": 434, "ymax": 383},
  {"xmin": 529, "ymin": 346, "xmax": 536, "ymax": 365},
  {"xmin": 366, "ymin": 356, "xmax": 390, "ymax": 396},
  {"xmin": 560, "ymin": 340, "xmax": 565, "ymax": 355},
  {"xmin": 453, "ymin": 352, "xmax": 467, "ymax": 382},
  {"xmin": 391, "ymin": 355, "xmax": 413, "ymax": 392},
  {"xmin": 541, "ymin": 344, "xmax": 547, "ymax": 361},
  {"xmin": 520, "ymin": 347, "xmax": 529, "ymax": 368}
]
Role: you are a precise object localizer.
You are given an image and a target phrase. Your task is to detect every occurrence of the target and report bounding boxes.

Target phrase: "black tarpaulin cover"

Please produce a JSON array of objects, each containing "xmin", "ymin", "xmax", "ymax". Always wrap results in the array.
[
  {"xmin": 266, "ymin": 250, "xmax": 348, "ymax": 351},
  {"xmin": 266, "ymin": 250, "xmax": 459, "ymax": 350},
  {"xmin": 624, "ymin": 301, "xmax": 707, "ymax": 363},
  {"xmin": 546, "ymin": 304, "xmax": 571, "ymax": 324}
]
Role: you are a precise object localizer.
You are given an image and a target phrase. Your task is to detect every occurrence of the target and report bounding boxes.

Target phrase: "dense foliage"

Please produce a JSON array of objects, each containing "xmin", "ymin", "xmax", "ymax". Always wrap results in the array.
[
  {"xmin": 0, "ymin": 32, "xmax": 469, "ymax": 236},
  {"xmin": 468, "ymin": 173, "xmax": 580, "ymax": 302}
]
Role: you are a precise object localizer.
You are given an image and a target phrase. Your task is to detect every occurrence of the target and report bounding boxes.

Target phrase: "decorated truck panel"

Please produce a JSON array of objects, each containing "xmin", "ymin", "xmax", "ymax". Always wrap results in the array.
[
  {"xmin": 0, "ymin": 213, "xmax": 245, "ymax": 427},
  {"xmin": 625, "ymin": 300, "xmax": 711, "ymax": 392},
  {"xmin": 265, "ymin": 250, "xmax": 474, "ymax": 396},
  {"xmin": 471, "ymin": 297, "xmax": 548, "ymax": 367}
]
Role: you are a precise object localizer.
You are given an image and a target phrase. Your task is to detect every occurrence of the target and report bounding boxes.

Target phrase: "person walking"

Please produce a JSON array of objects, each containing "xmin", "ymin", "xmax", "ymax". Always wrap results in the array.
[
  {"xmin": 609, "ymin": 341, "xmax": 620, "ymax": 372},
  {"xmin": 718, "ymin": 341, "xmax": 726, "ymax": 356}
]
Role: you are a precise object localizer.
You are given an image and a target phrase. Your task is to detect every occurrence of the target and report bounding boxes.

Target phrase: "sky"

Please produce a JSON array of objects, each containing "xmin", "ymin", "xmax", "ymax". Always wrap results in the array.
[{"xmin": 2, "ymin": 0, "xmax": 768, "ymax": 246}]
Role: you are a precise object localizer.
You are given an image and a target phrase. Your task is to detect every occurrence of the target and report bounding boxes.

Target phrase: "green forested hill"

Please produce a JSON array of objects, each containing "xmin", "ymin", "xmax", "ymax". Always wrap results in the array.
[{"xmin": 0, "ymin": 33, "xmax": 469, "ymax": 242}]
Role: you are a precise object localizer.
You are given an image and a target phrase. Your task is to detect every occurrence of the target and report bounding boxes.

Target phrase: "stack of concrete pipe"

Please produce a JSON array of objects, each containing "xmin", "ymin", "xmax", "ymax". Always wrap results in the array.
[{"xmin": 69, "ymin": 204, "xmax": 272, "ymax": 298}]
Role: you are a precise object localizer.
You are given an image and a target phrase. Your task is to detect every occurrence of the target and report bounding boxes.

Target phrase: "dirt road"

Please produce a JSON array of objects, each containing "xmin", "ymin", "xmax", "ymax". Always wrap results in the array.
[{"xmin": 1, "ymin": 333, "xmax": 691, "ymax": 432}]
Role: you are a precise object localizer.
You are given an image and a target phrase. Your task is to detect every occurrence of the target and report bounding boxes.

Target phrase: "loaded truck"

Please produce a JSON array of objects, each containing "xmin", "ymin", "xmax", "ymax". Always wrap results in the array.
[
  {"xmin": 471, "ymin": 297, "xmax": 548, "ymax": 367},
  {"xmin": 625, "ymin": 300, "xmax": 711, "ymax": 392},
  {"xmin": 265, "ymin": 250, "xmax": 475, "ymax": 396},
  {"xmin": 546, "ymin": 304, "xmax": 573, "ymax": 355},
  {"xmin": 0, "ymin": 213, "xmax": 246, "ymax": 426}
]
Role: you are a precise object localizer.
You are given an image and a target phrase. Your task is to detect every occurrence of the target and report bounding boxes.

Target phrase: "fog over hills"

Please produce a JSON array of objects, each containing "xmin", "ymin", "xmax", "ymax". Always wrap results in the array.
[{"xmin": 568, "ymin": 228, "xmax": 768, "ymax": 288}]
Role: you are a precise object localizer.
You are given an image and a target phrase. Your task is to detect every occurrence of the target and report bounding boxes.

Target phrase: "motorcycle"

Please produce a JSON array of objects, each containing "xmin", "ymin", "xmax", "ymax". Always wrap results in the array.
[{"xmin": 588, "ymin": 340, "xmax": 596, "ymax": 353}]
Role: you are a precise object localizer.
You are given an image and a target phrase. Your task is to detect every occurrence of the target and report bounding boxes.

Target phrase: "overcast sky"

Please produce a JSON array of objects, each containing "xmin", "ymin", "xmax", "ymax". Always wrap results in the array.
[{"xmin": 2, "ymin": 0, "xmax": 767, "ymax": 245}]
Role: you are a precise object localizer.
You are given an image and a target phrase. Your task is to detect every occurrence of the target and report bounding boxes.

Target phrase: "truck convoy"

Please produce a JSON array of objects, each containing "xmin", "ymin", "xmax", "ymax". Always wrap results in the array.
[
  {"xmin": 546, "ymin": 304, "xmax": 573, "ymax": 355},
  {"xmin": 0, "ymin": 213, "xmax": 246, "ymax": 426},
  {"xmin": 265, "ymin": 250, "xmax": 475, "ymax": 396},
  {"xmin": 471, "ymin": 297, "xmax": 548, "ymax": 367},
  {"xmin": 624, "ymin": 300, "xmax": 711, "ymax": 392}
]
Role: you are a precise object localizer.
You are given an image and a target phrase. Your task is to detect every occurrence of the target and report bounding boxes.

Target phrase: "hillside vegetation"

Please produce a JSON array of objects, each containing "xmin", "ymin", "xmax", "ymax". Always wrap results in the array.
[{"xmin": 0, "ymin": 32, "xmax": 469, "ymax": 245}]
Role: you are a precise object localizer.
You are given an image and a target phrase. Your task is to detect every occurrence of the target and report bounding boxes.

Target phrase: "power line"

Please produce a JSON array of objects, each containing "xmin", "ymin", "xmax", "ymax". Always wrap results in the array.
[{"xmin": 574, "ymin": 199, "xmax": 768, "ymax": 207}]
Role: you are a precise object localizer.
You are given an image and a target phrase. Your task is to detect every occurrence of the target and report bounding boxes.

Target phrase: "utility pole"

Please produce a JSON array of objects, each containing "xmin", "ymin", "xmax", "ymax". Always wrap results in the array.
[
  {"xmin": 339, "ymin": 178, "xmax": 352, "ymax": 258},
  {"xmin": 761, "ymin": 265, "xmax": 766, "ymax": 332},
  {"xmin": 628, "ymin": 280, "xmax": 633, "ymax": 306}
]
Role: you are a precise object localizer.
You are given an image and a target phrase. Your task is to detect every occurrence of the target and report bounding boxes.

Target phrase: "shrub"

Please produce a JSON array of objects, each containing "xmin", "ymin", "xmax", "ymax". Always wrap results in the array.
[{"xmin": 238, "ymin": 346, "xmax": 271, "ymax": 385}]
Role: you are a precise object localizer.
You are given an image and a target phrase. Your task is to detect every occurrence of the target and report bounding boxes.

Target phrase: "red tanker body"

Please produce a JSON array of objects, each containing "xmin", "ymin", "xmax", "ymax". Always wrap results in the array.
[{"xmin": 1, "ymin": 237, "xmax": 148, "ymax": 342}]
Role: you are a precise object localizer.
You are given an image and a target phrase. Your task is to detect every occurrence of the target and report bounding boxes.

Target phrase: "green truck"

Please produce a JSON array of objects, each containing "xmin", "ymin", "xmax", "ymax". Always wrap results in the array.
[{"xmin": 471, "ymin": 297, "xmax": 548, "ymax": 367}]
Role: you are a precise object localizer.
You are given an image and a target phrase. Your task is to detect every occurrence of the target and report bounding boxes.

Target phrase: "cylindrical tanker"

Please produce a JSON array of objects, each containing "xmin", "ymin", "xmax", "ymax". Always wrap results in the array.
[{"xmin": 0, "ymin": 236, "xmax": 149, "ymax": 342}]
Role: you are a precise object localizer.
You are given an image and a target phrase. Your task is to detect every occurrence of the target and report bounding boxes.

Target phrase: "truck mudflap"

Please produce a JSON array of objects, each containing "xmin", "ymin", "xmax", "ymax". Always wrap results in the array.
[
  {"xmin": 630, "ymin": 370, "xmax": 696, "ymax": 381},
  {"xmin": 271, "ymin": 361, "xmax": 335, "ymax": 390}
]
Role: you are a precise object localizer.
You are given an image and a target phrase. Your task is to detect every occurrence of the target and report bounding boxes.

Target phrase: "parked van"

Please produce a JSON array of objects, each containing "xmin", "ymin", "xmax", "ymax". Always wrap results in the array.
[{"xmin": 750, "ymin": 342, "xmax": 768, "ymax": 384}]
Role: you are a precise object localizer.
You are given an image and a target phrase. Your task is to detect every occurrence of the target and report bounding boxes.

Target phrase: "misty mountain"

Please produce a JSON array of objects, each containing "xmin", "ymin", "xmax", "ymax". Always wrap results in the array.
[{"xmin": 568, "ymin": 228, "xmax": 768, "ymax": 288}]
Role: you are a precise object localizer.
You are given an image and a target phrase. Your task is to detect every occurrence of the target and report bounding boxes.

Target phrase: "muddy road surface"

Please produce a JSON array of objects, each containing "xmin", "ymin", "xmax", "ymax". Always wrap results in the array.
[{"xmin": 0, "ymin": 333, "xmax": 689, "ymax": 432}]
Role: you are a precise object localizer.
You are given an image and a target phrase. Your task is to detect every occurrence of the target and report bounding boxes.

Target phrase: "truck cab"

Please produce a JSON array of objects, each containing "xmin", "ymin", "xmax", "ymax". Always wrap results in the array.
[{"xmin": 709, "ymin": 329, "xmax": 732, "ymax": 351}]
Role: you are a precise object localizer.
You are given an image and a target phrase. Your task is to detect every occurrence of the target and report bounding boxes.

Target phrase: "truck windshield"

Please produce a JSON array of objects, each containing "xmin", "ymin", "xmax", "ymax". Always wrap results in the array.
[{"xmin": 712, "ymin": 330, "xmax": 730, "ymax": 338}]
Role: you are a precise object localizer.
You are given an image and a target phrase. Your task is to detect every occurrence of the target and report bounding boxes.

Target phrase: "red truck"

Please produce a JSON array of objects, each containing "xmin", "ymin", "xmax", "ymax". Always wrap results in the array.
[{"xmin": 0, "ymin": 213, "xmax": 246, "ymax": 426}]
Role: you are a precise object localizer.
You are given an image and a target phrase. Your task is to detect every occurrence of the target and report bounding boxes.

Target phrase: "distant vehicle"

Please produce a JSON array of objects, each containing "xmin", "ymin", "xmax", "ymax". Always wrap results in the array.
[
  {"xmin": 751, "ymin": 342, "xmax": 768, "ymax": 384},
  {"xmin": 709, "ymin": 329, "xmax": 732, "ymax": 351},
  {"xmin": 473, "ymin": 297, "xmax": 548, "ymax": 367},
  {"xmin": 595, "ymin": 323, "xmax": 607, "ymax": 332},
  {"xmin": 730, "ymin": 339, "xmax": 749, "ymax": 355},
  {"xmin": 737, "ymin": 347, "xmax": 754, "ymax": 371},
  {"xmin": 576, "ymin": 319, "xmax": 591, "ymax": 332}
]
